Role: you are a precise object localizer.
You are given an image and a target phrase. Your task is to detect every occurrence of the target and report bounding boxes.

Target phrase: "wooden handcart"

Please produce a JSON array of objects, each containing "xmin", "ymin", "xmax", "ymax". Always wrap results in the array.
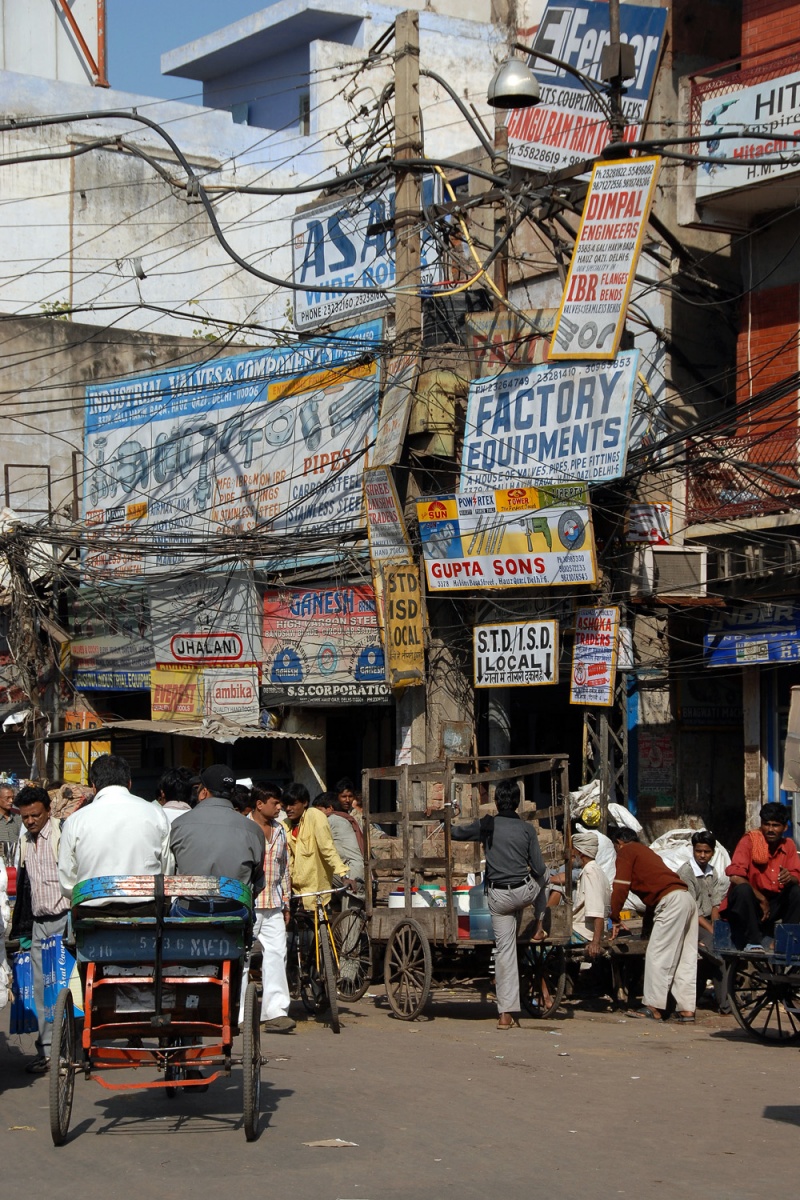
[{"xmin": 343, "ymin": 755, "xmax": 572, "ymax": 1020}]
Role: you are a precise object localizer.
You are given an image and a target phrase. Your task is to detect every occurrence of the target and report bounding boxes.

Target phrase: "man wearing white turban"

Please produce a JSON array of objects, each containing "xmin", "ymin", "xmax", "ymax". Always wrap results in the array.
[{"xmin": 572, "ymin": 830, "xmax": 612, "ymax": 957}]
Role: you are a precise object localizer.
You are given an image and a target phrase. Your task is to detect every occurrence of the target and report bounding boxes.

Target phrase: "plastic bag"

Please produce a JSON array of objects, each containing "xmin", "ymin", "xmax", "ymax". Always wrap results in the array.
[
  {"xmin": 10, "ymin": 949, "xmax": 37, "ymax": 1034},
  {"xmin": 41, "ymin": 933, "xmax": 84, "ymax": 1020}
]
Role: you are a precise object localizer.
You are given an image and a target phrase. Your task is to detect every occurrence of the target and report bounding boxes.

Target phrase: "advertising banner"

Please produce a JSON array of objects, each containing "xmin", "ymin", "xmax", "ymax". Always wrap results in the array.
[
  {"xmin": 66, "ymin": 584, "xmax": 152, "ymax": 690},
  {"xmin": 695, "ymin": 69, "xmax": 800, "ymax": 203},
  {"xmin": 465, "ymin": 309, "xmax": 557, "ymax": 374},
  {"xmin": 507, "ymin": 0, "xmax": 667, "ymax": 173},
  {"xmin": 204, "ymin": 668, "xmax": 260, "ymax": 723},
  {"xmin": 637, "ymin": 730, "xmax": 676, "ymax": 808},
  {"xmin": 625, "ymin": 502, "xmax": 671, "ymax": 544},
  {"xmin": 383, "ymin": 563, "xmax": 425, "ymax": 687},
  {"xmin": 474, "ymin": 620, "xmax": 559, "ymax": 687},
  {"xmin": 418, "ymin": 486, "xmax": 597, "ymax": 591},
  {"xmin": 82, "ymin": 320, "xmax": 382, "ymax": 578},
  {"xmin": 63, "ymin": 711, "xmax": 111, "ymax": 784},
  {"xmin": 705, "ymin": 603, "xmax": 800, "ymax": 667},
  {"xmin": 262, "ymin": 584, "xmax": 391, "ymax": 705},
  {"xmin": 151, "ymin": 573, "xmax": 260, "ymax": 668},
  {"xmin": 460, "ymin": 352, "xmax": 638, "ymax": 490},
  {"xmin": 150, "ymin": 667, "xmax": 205, "ymax": 721},
  {"xmin": 372, "ymin": 354, "xmax": 418, "ymax": 466},
  {"xmin": 363, "ymin": 466, "xmax": 412, "ymax": 565},
  {"xmin": 570, "ymin": 606, "xmax": 619, "ymax": 705},
  {"xmin": 550, "ymin": 157, "xmax": 660, "ymax": 360},
  {"xmin": 292, "ymin": 179, "xmax": 442, "ymax": 331}
]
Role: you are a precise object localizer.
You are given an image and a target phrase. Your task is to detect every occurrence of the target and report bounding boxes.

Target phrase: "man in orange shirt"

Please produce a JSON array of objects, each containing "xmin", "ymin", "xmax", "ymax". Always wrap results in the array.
[{"xmin": 724, "ymin": 802, "xmax": 800, "ymax": 950}]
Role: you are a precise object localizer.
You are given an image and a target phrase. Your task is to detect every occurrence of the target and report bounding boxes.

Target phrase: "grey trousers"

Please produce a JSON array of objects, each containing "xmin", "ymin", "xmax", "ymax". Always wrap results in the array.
[
  {"xmin": 487, "ymin": 878, "xmax": 543, "ymax": 1014},
  {"xmin": 31, "ymin": 913, "xmax": 69, "ymax": 1055}
]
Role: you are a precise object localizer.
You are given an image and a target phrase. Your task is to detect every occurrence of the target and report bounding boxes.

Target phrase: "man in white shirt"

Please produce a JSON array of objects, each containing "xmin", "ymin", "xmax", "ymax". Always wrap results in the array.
[
  {"xmin": 58, "ymin": 754, "xmax": 173, "ymax": 906},
  {"xmin": 572, "ymin": 830, "xmax": 612, "ymax": 956}
]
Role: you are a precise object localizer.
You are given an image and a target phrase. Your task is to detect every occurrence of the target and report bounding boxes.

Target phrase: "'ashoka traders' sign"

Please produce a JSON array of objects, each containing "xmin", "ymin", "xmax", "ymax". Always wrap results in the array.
[
  {"xmin": 550, "ymin": 157, "xmax": 660, "ymax": 360},
  {"xmin": 474, "ymin": 620, "xmax": 558, "ymax": 687},
  {"xmin": 506, "ymin": 0, "xmax": 667, "ymax": 174}
]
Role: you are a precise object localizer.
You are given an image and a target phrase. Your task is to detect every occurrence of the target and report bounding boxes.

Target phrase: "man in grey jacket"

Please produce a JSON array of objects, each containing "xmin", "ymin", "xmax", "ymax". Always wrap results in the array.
[
  {"xmin": 452, "ymin": 779, "xmax": 546, "ymax": 1028},
  {"xmin": 170, "ymin": 764, "xmax": 265, "ymax": 900}
]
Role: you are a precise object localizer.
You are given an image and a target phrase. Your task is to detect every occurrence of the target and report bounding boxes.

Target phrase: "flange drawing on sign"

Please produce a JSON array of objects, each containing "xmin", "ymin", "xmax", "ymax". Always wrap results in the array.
[
  {"xmin": 264, "ymin": 406, "xmax": 295, "ymax": 448},
  {"xmin": 557, "ymin": 510, "xmax": 585, "ymax": 551}
]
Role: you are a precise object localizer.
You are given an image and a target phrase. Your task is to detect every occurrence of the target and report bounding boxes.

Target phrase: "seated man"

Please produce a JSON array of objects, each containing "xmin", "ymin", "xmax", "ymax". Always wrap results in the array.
[
  {"xmin": 571, "ymin": 830, "xmax": 611, "ymax": 957},
  {"xmin": 677, "ymin": 829, "xmax": 728, "ymax": 1009},
  {"xmin": 58, "ymin": 754, "xmax": 173, "ymax": 909},
  {"xmin": 609, "ymin": 827, "xmax": 698, "ymax": 1022},
  {"xmin": 170, "ymin": 765, "xmax": 265, "ymax": 904},
  {"xmin": 724, "ymin": 802, "xmax": 800, "ymax": 950}
]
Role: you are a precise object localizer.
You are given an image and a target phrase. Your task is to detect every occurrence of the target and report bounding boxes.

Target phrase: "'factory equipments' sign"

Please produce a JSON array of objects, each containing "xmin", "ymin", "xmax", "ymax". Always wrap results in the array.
[
  {"xmin": 417, "ymin": 486, "xmax": 597, "ymax": 591},
  {"xmin": 550, "ymin": 157, "xmax": 660, "ymax": 360},
  {"xmin": 474, "ymin": 621, "xmax": 558, "ymax": 687},
  {"xmin": 460, "ymin": 353, "xmax": 638, "ymax": 490}
]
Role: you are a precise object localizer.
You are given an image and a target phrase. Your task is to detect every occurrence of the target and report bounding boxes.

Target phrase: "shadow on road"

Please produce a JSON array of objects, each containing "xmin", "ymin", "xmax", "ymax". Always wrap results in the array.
[{"xmin": 763, "ymin": 1105, "xmax": 800, "ymax": 1126}]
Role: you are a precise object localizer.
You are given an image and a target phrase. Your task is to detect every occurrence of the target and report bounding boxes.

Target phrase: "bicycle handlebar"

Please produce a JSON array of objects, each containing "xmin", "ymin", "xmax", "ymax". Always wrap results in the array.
[{"xmin": 291, "ymin": 884, "xmax": 351, "ymax": 898}]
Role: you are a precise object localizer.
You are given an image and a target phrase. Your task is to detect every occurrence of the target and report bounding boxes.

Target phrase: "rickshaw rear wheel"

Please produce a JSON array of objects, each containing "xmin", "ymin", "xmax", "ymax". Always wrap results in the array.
[
  {"xmin": 384, "ymin": 919, "xmax": 432, "ymax": 1020},
  {"xmin": 242, "ymin": 980, "xmax": 262, "ymax": 1141},
  {"xmin": 49, "ymin": 988, "xmax": 76, "ymax": 1146}
]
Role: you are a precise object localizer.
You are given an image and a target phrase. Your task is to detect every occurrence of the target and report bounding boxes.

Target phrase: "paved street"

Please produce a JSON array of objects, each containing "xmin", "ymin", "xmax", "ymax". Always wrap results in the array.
[{"xmin": 1, "ymin": 991, "xmax": 797, "ymax": 1200}]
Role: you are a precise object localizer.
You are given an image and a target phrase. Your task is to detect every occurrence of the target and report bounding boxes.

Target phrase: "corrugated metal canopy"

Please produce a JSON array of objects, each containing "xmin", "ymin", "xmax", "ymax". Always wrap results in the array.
[{"xmin": 45, "ymin": 717, "xmax": 320, "ymax": 744}]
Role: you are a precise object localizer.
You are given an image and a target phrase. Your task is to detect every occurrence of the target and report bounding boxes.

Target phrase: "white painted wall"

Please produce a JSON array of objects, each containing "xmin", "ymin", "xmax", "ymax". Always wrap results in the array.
[{"xmin": 0, "ymin": 0, "xmax": 100, "ymax": 84}]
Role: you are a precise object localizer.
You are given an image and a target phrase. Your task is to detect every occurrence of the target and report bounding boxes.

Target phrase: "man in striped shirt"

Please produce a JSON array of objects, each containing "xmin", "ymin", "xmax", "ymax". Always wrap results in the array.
[
  {"xmin": 247, "ymin": 782, "xmax": 294, "ymax": 1033},
  {"xmin": 17, "ymin": 786, "xmax": 69, "ymax": 1073}
]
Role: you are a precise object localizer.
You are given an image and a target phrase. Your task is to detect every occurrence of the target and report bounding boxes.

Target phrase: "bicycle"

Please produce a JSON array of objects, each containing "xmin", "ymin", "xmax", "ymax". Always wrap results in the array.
[{"xmin": 286, "ymin": 886, "xmax": 347, "ymax": 1034}]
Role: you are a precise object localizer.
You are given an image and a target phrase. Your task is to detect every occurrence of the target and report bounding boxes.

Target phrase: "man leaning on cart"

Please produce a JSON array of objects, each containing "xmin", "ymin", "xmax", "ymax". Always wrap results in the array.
[{"xmin": 452, "ymin": 779, "xmax": 548, "ymax": 1029}]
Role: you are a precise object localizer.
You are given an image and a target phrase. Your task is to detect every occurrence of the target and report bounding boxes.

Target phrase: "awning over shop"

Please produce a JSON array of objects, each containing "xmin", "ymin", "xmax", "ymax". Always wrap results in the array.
[{"xmin": 45, "ymin": 717, "xmax": 321, "ymax": 744}]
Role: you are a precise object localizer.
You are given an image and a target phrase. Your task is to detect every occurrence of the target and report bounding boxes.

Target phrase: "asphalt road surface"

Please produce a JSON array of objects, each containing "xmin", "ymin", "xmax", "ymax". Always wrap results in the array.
[{"xmin": 1, "ymin": 992, "xmax": 797, "ymax": 1200}]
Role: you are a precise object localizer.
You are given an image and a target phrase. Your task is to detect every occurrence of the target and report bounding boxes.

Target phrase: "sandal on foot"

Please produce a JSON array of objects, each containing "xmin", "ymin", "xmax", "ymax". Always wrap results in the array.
[{"xmin": 629, "ymin": 1006, "xmax": 661, "ymax": 1020}]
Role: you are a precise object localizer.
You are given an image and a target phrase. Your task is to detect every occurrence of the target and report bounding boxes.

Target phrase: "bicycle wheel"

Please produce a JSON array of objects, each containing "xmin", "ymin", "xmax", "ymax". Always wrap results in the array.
[
  {"xmin": 332, "ymin": 908, "xmax": 373, "ymax": 1002},
  {"xmin": 320, "ymin": 921, "xmax": 341, "ymax": 1034},
  {"xmin": 49, "ymin": 989, "xmax": 76, "ymax": 1146},
  {"xmin": 519, "ymin": 944, "xmax": 567, "ymax": 1018},
  {"xmin": 242, "ymin": 980, "xmax": 262, "ymax": 1141}
]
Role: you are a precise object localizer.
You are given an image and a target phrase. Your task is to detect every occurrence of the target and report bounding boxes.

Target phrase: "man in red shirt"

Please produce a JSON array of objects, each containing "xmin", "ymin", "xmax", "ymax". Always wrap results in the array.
[
  {"xmin": 610, "ymin": 827, "xmax": 698, "ymax": 1022},
  {"xmin": 725, "ymin": 802, "xmax": 800, "ymax": 950}
]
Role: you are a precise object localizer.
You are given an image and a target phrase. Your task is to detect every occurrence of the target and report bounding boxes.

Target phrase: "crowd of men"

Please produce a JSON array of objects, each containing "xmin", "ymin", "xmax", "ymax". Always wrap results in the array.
[
  {"xmin": 0, "ymin": 757, "xmax": 362, "ymax": 1073},
  {"xmin": 2, "ymin": 758, "xmax": 800, "ymax": 1061}
]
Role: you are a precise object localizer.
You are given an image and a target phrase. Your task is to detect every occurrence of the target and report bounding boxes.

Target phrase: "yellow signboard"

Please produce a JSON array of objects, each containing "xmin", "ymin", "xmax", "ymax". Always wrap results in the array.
[
  {"xmin": 383, "ymin": 563, "xmax": 426, "ymax": 687},
  {"xmin": 150, "ymin": 667, "xmax": 205, "ymax": 721}
]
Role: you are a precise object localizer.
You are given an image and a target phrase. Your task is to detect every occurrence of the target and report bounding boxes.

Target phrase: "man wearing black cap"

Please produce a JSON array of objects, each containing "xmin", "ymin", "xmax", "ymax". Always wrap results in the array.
[{"xmin": 170, "ymin": 764, "xmax": 266, "ymax": 896}]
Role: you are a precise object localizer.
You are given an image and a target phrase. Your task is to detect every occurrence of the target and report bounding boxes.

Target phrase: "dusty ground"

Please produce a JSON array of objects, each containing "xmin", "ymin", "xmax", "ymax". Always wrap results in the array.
[{"xmin": 1, "ymin": 990, "xmax": 797, "ymax": 1200}]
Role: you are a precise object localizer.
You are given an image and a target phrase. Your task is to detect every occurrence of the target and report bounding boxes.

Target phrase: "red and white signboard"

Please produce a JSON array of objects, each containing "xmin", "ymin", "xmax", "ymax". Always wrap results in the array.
[
  {"xmin": 550, "ymin": 157, "xmax": 660, "ymax": 360},
  {"xmin": 205, "ymin": 668, "xmax": 260, "ymax": 722},
  {"xmin": 625, "ymin": 502, "xmax": 671, "ymax": 545},
  {"xmin": 570, "ymin": 606, "xmax": 619, "ymax": 706}
]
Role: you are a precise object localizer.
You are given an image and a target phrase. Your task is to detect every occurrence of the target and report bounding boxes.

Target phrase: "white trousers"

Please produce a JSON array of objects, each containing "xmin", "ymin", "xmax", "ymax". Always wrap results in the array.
[
  {"xmin": 643, "ymin": 889, "xmax": 699, "ymax": 1013},
  {"xmin": 240, "ymin": 907, "xmax": 290, "ymax": 1023}
]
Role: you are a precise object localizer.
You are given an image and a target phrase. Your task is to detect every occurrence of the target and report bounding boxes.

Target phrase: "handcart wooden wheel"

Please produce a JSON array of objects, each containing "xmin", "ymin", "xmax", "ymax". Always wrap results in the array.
[
  {"xmin": 383, "ymin": 918, "xmax": 432, "ymax": 1020},
  {"xmin": 725, "ymin": 952, "xmax": 800, "ymax": 1043}
]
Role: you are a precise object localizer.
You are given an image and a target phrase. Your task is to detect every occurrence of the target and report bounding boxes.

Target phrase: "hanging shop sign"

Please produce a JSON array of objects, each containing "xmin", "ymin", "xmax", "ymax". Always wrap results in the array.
[
  {"xmin": 383, "ymin": 563, "xmax": 426, "ymax": 687},
  {"xmin": 570, "ymin": 606, "xmax": 619, "ymax": 706},
  {"xmin": 204, "ymin": 668, "xmax": 260, "ymax": 723},
  {"xmin": 262, "ymin": 584, "xmax": 391, "ymax": 705},
  {"xmin": 417, "ymin": 486, "xmax": 597, "ymax": 591},
  {"xmin": 695, "ymin": 68, "xmax": 800, "ymax": 204},
  {"xmin": 82, "ymin": 320, "xmax": 382, "ymax": 578},
  {"xmin": 550, "ymin": 157, "xmax": 661, "ymax": 360},
  {"xmin": 66, "ymin": 584, "xmax": 152, "ymax": 690},
  {"xmin": 291, "ymin": 179, "xmax": 442, "ymax": 331},
  {"xmin": 705, "ymin": 603, "xmax": 800, "ymax": 667},
  {"xmin": 465, "ymin": 310, "xmax": 557, "ymax": 374},
  {"xmin": 63, "ymin": 711, "xmax": 111, "ymax": 784},
  {"xmin": 473, "ymin": 620, "xmax": 558, "ymax": 687},
  {"xmin": 506, "ymin": 0, "xmax": 667, "ymax": 174},
  {"xmin": 150, "ymin": 667, "xmax": 205, "ymax": 721},
  {"xmin": 460, "ymin": 353, "xmax": 638, "ymax": 491},
  {"xmin": 637, "ymin": 729, "xmax": 676, "ymax": 809},
  {"xmin": 372, "ymin": 354, "xmax": 419, "ymax": 466},
  {"xmin": 363, "ymin": 466, "xmax": 412, "ymax": 565},
  {"xmin": 625, "ymin": 502, "xmax": 672, "ymax": 545},
  {"xmin": 151, "ymin": 573, "xmax": 260, "ymax": 668}
]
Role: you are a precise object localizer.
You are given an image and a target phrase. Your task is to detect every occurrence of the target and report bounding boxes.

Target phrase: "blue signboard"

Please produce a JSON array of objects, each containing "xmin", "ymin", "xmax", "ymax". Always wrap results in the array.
[
  {"xmin": 507, "ymin": 1, "xmax": 668, "ymax": 172},
  {"xmin": 705, "ymin": 604, "xmax": 800, "ymax": 666}
]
